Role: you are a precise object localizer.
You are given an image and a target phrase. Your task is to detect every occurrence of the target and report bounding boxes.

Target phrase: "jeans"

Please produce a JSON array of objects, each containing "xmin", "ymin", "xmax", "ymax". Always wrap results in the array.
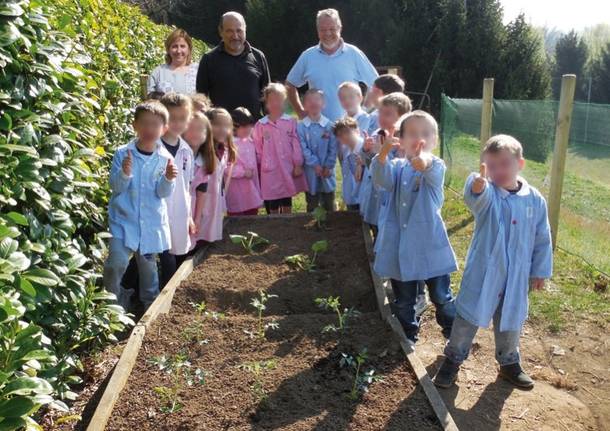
[
  {"xmin": 306, "ymin": 192, "xmax": 335, "ymax": 212},
  {"xmin": 444, "ymin": 309, "xmax": 521, "ymax": 366},
  {"xmin": 346, "ymin": 204, "xmax": 360, "ymax": 211},
  {"xmin": 103, "ymin": 237, "xmax": 159, "ymax": 308},
  {"xmin": 390, "ymin": 274, "xmax": 456, "ymax": 342}
]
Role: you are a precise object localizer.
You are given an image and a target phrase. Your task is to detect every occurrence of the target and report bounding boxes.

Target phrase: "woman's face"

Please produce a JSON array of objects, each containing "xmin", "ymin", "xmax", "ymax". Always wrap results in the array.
[{"xmin": 169, "ymin": 37, "xmax": 190, "ymax": 66}]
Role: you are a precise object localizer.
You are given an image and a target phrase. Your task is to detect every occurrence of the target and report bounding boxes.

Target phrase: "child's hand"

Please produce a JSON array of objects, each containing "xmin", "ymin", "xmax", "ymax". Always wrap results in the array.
[
  {"xmin": 244, "ymin": 169, "xmax": 253, "ymax": 179},
  {"xmin": 122, "ymin": 149, "xmax": 132, "ymax": 176},
  {"xmin": 188, "ymin": 217, "xmax": 197, "ymax": 235},
  {"xmin": 314, "ymin": 165, "xmax": 323, "ymax": 177},
  {"xmin": 410, "ymin": 140, "xmax": 430, "ymax": 172},
  {"xmin": 355, "ymin": 154, "xmax": 364, "ymax": 166},
  {"xmin": 363, "ymin": 131, "xmax": 375, "ymax": 152},
  {"xmin": 292, "ymin": 165, "xmax": 303, "ymax": 177},
  {"xmin": 378, "ymin": 134, "xmax": 400, "ymax": 164},
  {"xmin": 471, "ymin": 163, "xmax": 488, "ymax": 194},
  {"xmin": 165, "ymin": 158, "xmax": 178, "ymax": 181},
  {"xmin": 322, "ymin": 167, "xmax": 331, "ymax": 178},
  {"xmin": 531, "ymin": 278, "xmax": 545, "ymax": 291},
  {"xmin": 355, "ymin": 165, "xmax": 363, "ymax": 182}
]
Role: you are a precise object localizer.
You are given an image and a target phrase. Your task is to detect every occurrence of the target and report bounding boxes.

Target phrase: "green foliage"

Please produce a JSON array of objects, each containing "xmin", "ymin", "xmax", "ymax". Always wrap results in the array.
[
  {"xmin": 0, "ymin": 0, "xmax": 205, "ymax": 426},
  {"xmin": 312, "ymin": 206, "xmax": 327, "ymax": 229},
  {"xmin": 339, "ymin": 348, "xmax": 383, "ymax": 400},
  {"xmin": 246, "ymin": 290, "xmax": 278, "ymax": 340},
  {"xmin": 237, "ymin": 359, "xmax": 277, "ymax": 403},
  {"xmin": 149, "ymin": 353, "xmax": 206, "ymax": 413},
  {"xmin": 314, "ymin": 296, "xmax": 360, "ymax": 333},
  {"xmin": 590, "ymin": 42, "xmax": 610, "ymax": 104},
  {"xmin": 230, "ymin": 231, "xmax": 270, "ymax": 254},
  {"xmin": 553, "ymin": 30, "xmax": 588, "ymax": 100},
  {"xmin": 285, "ymin": 240, "xmax": 328, "ymax": 272}
]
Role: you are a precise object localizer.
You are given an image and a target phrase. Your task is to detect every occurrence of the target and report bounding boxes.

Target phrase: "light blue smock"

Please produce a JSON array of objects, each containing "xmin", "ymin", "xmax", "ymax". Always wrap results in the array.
[{"xmin": 297, "ymin": 115, "xmax": 337, "ymax": 194}]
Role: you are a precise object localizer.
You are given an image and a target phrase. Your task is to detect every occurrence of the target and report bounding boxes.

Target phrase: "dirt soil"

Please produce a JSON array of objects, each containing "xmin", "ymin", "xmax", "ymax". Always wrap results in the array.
[{"xmin": 106, "ymin": 213, "xmax": 441, "ymax": 430}]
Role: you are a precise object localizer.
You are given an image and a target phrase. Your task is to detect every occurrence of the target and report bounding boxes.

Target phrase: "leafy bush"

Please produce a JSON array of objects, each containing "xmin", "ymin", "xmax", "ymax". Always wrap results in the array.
[{"xmin": 0, "ymin": 0, "xmax": 205, "ymax": 427}]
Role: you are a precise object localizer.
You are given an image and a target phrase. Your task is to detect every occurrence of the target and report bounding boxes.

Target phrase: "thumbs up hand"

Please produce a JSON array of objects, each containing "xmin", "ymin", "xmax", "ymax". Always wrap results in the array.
[
  {"xmin": 472, "ymin": 162, "xmax": 488, "ymax": 194},
  {"xmin": 122, "ymin": 149, "xmax": 133, "ymax": 176},
  {"xmin": 363, "ymin": 131, "xmax": 375, "ymax": 152},
  {"xmin": 165, "ymin": 157, "xmax": 178, "ymax": 181},
  {"xmin": 378, "ymin": 133, "xmax": 400, "ymax": 165},
  {"xmin": 410, "ymin": 140, "xmax": 429, "ymax": 172}
]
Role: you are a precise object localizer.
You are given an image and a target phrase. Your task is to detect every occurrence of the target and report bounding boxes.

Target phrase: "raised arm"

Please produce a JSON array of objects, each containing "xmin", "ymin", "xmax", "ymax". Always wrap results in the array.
[
  {"xmin": 463, "ymin": 166, "xmax": 493, "ymax": 217},
  {"xmin": 109, "ymin": 148, "xmax": 132, "ymax": 194}
]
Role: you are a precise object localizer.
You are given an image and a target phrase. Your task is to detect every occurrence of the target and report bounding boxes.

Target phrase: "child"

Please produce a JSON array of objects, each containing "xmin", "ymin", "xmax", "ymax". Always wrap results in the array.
[
  {"xmin": 297, "ymin": 89, "xmax": 337, "ymax": 212},
  {"xmin": 159, "ymin": 92, "xmax": 195, "ymax": 285},
  {"xmin": 103, "ymin": 100, "xmax": 177, "ymax": 309},
  {"xmin": 253, "ymin": 83, "xmax": 308, "ymax": 214},
  {"xmin": 433, "ymin": 135, "xmax": 553, "ymax": 390},
  {"xmin": 360, "ymin": 92, "xmax": 411, "ymax": 237},
  {"xmin": 191, "ymin": 108, "xmax": 237, "ymax": 244},
  {"xmin": 371, "ymin": 110, "xmax": 457, "ymax": 344},
  {"xmin": 191, "ymin": 93, "xmax": 211, "ymax": 113},
  {"xmin": 226, "ymin": 107, "xmax": 263, "ymax": 216},
  {"xmin": 332, "ymin": 117, "xmax": 363, "ymax": 211},
  {"xmin": 366, "ymin": 74, "xmax": 406, "ymax": 134},
  {"xmin": 183, "ymin": 110, "xmax": 212, "ymax": 156},
  {"xmin": 338, "ymin": 81, "xmax": 371, "ymax": 133}
]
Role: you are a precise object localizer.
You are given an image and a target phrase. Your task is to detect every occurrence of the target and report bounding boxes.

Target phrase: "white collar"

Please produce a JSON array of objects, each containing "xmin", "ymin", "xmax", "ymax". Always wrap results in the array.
[
  {"xmin": 259, "ymin": 113, "xmax": 292, "ymax": 124},
  {"xmin": 302, "ymin": 115, "xmax": 330, "ymax": 127},
  {"xmin": 496, "ymin": 176, "xmax": 531, "ymax": 198}
]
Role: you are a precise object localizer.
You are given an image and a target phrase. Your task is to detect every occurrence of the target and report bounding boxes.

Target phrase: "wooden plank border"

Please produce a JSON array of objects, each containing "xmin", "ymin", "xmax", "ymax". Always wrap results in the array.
[{"xmin": 361, "ymin": 221, "xmax": 460, "ymax": 431}]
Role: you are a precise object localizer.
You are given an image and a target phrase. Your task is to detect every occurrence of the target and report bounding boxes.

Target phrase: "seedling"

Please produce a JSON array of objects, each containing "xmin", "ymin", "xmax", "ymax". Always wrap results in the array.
[
  {"xmin": 312, "ymin": 206, "xmax": 327, "ymax": 229},
  {"xmin": 238, "ymin": 359, "xmax": 277, "ymax": 403},
  {"xmin": 230, "ymin": 231, "xmax": 270, "ymax": 254},
  {"xmin": 245, "ymin": 290, "xmax": 279, "ymax": 339},
  {"xmin": 314, "ymin": 296, "xmax": 360, "ymax": 333},
  {"xmin": 339, "ymin": 349, "xmax": 383, "ymax": 400},
  {"xmin": 284, "ymin": 240, "xmax": 328, "ymax": 271},
  {"xmin": 148, "ymin": 352, "xmax": 206, "ymax": 413},
  {"xmin": 189, "ymin": 301, "xmax": 226, "ymax": 320}
]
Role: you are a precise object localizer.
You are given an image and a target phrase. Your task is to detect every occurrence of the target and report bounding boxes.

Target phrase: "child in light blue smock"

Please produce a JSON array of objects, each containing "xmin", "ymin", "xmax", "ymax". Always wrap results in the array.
[
  {"xmin": 332, "ymin": 117, "xmax": 363, "ymax": 210},
  {"xmin": 371, "ymin": 110, "xmax": 457, "ymax": 343},
  {"xmin": 433, "ymin": 134, "xmax": 553, "ymax": 390}
]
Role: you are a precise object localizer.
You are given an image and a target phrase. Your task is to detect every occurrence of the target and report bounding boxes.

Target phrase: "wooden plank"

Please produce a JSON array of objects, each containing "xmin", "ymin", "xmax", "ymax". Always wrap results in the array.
[
  {"xmin": 361, "ymin": 223, "xmax": 460, "ymax": 431},
  {"xmin": 480, "ymin": 78, "xmax": 494, "ymax": 151},
  {"xmin": 87, "ymin": 325, "xmax": 145, "ymax": 431}
]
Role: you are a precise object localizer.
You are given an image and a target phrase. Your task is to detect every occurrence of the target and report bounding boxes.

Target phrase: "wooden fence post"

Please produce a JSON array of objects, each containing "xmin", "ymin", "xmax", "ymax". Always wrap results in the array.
[
  {"xmin": 548, "ymin": 74, "xmax": 576, "ymax": 249},
  {"xmin": 480, "ymin": 78, "xmax": 494, "ymax": 151},
  {"xmin": 139, "ymin": 74, "xmax": 148, "ymax": 99}
]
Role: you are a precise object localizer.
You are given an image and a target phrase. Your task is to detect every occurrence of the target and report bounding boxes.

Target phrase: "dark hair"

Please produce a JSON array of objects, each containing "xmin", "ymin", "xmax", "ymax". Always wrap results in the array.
[
  {"xmin": 231, "ymin": 107, "xmax": 256, "ymax": 127},
  {"xmin": 134, "ymin": 100, "xmax": 169, "ymax": 125},
  {"xmin": 332, "ymin": 116, "xmax": 359, "ymax": 136},
  {"xmin": 146, "ymin": 91, "xmax": 165, "ymax": 101},
  {"xmin": 160, "ymin": 92, "xmax": 193, "ymax": 113},
  {"xmin": 374, "ymin": 74, "xmax": 405, "ymax": 95}
]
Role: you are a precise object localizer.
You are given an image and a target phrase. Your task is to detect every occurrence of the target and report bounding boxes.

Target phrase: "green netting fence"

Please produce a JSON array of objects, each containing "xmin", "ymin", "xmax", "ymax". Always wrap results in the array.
[{"xmin": 440, "ymin": 94, "xmax": 610, "ymax": 275}]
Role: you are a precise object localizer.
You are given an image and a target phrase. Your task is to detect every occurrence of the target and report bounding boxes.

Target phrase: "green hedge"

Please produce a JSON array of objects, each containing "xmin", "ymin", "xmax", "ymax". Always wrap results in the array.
[{"xmin": 0, "ymin": 0, "xmax": 205, "ymax": 428}]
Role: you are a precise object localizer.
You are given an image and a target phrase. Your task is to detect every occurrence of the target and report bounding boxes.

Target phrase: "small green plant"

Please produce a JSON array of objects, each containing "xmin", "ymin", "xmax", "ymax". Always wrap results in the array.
[
  {"xmin": 312, "ymin": 206, "xmax": 327, "ymax": 229},
  {"xmin": 189, "ymin": 301, "xmax": 226, "ymax": 320},
  {"xmin": 315, "ymin": 296, "xmax": 360, "ymax": 333},
  {"xmin": 339, "ymin": 349, "xmax": 383, "ymax": 400},
  {"xmin": 285, "ymin": 240, "xmax": 329, "ymax": 271},
  {"xmin": 148, "ymin": 352, "xmax": 206, "ymax": 413},
  {"xmin": 230, "ymin": 231, "xmax": 270, "ymax": 254},
  {"xmin": 245, "ymin": 291, "xmax": 279, "ymax": 339},
  {"xmin": 238, "ymin": 359, "xmax": 277, "ymax": 403}
]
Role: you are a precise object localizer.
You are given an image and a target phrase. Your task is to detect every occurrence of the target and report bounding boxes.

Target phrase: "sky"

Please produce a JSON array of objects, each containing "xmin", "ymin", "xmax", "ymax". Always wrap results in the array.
[{"xmin": 501, "ymin": 0, "xmax": 610, "ymax": 31}]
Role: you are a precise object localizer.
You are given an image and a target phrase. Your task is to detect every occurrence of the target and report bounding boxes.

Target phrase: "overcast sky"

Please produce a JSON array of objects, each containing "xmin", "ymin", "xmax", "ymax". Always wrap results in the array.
[{"xmin": 501, "ymin": 0, "xmax": 610, "ymax": 31}]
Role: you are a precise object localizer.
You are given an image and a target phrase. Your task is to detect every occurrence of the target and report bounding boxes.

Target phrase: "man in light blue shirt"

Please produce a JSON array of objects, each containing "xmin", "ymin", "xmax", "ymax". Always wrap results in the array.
[{"xmin": 285, "ymin": 8, "xmax": 378, "ymax": 122}]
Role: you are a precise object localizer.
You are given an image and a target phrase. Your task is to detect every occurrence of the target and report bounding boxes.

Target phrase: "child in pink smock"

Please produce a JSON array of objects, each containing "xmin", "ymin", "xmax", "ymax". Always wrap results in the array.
[
  {"xmin": 253, "ymin": 83, "xmax": 308, "ymax": 214},
  {"xmin": 191, "ymin": 108, "xmax": 237, "ymax": 244},
  {"xmin": 226, "ymin": 107, "xmax": 263, "ymax": 216}
]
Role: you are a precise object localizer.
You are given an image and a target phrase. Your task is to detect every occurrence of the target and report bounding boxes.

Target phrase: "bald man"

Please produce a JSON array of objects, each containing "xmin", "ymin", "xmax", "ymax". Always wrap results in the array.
[{"xmin": 195, "ymin": 11, "xmax": 271, "ymax": 118}]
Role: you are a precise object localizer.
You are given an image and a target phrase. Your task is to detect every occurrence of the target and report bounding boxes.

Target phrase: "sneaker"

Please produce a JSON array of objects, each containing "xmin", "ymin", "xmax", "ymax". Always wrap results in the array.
[
  {"xmin": 433, "ymin": 358, "xmax": 460, "ymax": 388},
  {"xmin": 499, "ymin": 363, "xmax": 534, "ymax": 389}
]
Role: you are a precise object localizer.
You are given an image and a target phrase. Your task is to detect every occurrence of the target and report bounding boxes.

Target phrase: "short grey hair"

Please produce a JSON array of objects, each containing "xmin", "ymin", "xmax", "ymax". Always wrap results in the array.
[
  {"xmin": 316, "ymin": 8, "xmax": 342, "ymax": 28},
  {"xmin": 219, "ymin": 11, "xmax": 246, "ymax": 30}
]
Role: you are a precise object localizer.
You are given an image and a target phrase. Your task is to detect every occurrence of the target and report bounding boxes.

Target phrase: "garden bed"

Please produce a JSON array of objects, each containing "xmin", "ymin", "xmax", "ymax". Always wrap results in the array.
[{"xmin": 104, "ymin": 213, "xmax": 442, "ymax": 430}]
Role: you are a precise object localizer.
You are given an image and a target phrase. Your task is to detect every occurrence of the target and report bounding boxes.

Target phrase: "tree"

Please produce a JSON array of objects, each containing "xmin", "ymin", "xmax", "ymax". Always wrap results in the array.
[
  {"xmin": 553, "ymin": 30, "xmax": 588, "ymax": 100},
  {"xmin": 589, "ymin": 42, "xmax": 610, "ymax": 103}
]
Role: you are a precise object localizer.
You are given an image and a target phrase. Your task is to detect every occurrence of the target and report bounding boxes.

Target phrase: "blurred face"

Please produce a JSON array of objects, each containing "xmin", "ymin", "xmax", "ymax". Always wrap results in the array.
[
  {"xmin": 183, "ymin": 117, "xmax": 208, "ymax": 153},
  {"xmin": 336, "ymin": 128, "xmax": 360, "ymax": 151},
  {"xmin": 338, "ymin": 87, "xmax": 362, "ymax": 115},
  {"xmin": 317, "ymin": 16, "xmax": 341, "ymax": 50},
  {"xmin": 400, "ymin": 117, "xmax": 437, "ymax": 159},
  {"xmin": 235, "ymin": 124, "xmax": 253, "ymax": 139},
  {"xmin": 304, "ymin": 93, "xmax": 325, "ymax": 118},
  {"xmin": 220, "ymin": 16, "xmax": 246, "ymax": 55},
  {"xmin": 265, "ymin": 92, "xmax": 285, "ymax": 118},
  {"xmin": 482, "ymin": 150, "xmax": 525, "ymax": 189},
  {"xmin": 211, "ymin": 115, "xmax": 232, "ymax": 144},
  {"xmin": 378, "ymin": 104, "xmax": 401, "ymax": 131},
  {"xmin": 169, "ymin": 37, "xmax": 190, "ymax": 66},
  {"xmin": 134, "ymin": 112, "xmax": 167, "ymax": 144},
  {"xmin": 166, "ymin": 106, "xmax": 191, "ymax": 138},
  {"xmin": 369, "ymin": 85, "xmax": 384, "ymax": 107}
]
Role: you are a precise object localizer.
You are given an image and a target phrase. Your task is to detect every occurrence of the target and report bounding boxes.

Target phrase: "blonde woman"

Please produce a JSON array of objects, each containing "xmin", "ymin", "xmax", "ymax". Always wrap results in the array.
[{"xmin": 148, "ymin": 29, "xmax": 199, "ymax": 95}]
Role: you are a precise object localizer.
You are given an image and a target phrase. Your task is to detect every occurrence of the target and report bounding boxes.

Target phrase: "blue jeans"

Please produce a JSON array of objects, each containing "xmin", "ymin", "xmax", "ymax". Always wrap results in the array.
[
  {"xmin": 103, "ymin": 237, "xmax": 159, "ymax": 308},
  {"xmin": 444, "ymin": 310, "xmax": 521, "ymax": 366},
  {"xmin": 391, "ymin": 274, "xmax": 456, "ymax": 342}
]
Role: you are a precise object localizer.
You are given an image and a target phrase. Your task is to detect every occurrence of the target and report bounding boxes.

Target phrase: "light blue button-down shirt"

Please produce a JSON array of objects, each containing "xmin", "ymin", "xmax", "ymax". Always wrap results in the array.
[
  {"xmin": 108, "ymin": 139, "xmax": 175, "ymax": 255},
  {"xmin": 286, "ymin": 42, "xmax": 378, "ymax": 121},
  {"xmin": 367, "ymin": 110, "xmax": 379, "ymax": 135},
  {"xmin": 297, "ymin": 115, "xmax": 337, "ymax": 194},
  {"xmin": 341, "ymin": 137, "xmax": 363, "ymax": 206},
  {"xmin": 371, "ymin": 155, "xmax": 458, "ymax": 281},
  {"xmin": 457, "ymin": 173, "xmax": 553, "ymax": 332}
]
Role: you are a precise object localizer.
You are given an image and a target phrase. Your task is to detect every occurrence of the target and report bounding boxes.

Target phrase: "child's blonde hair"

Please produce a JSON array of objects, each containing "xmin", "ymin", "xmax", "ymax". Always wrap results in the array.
[
  {"xmin": 160, "ymin": 92, "xmax": 193, "ymax": 115},
  {"xmin": 482, "ymin": 134, "xmax": 523, "ymax": 159},
  {"xmin": 206, "ymin": 107, "xmax": 237, "ymax": 164},
  {"xmin": 191, "ymin": 111, "xmax": 215, "ymax": 175},
  {"xmin": 134, "ymin": 100, "xmax": 169, "ymax": 125},
  {"xmin": 399, "ymin": 110, "xmax": 439, "ymax": 148},
  {"xmin": 338, "ymin": 81, "xmax": 362, "ymax": 97},
  {"xmin": 262, "ymin": 82, "xmax": 287, "ymax": 101},
  {"xmin": 332, "ymin": 117, "xmax": 359, "ymax": 136},
  {"xmin": 191, "ymin": 93, "xmax": 211, "ymax": 113},
  {"xmin": 380, "ymin": 92, "xmax": 412, "ymax": 116}
]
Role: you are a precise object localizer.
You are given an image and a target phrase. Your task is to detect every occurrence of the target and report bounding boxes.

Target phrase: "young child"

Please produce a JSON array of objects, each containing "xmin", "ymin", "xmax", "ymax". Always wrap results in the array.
[
  {"xmin": 253, "ymin": 83, "xmax": 308, "ymax": 214},
  {"xmin": 371, "ymin": 110, "xmax": 457, "ymax": 344},
  {"xmin": 183, "ymin": 110, "xmax": 212, "ymax": 157},
  {"xmin": 360, "ymin": 92, "xmax": 411, "ymax": 237},
  {"xmin": 191, "ymin": 108, "xmax": 236, "ymax": 244},
  {"xmin": 226, "ymin": 107, "xmax": 263, "ymax": 216},
  {"xmin": 159, "ymin": 92, "xmax": 194, "ymax": 284},
  {"xmin": 332, "ymin": 117, "xmax": 363, "ymax": 211},
  {"xmin": 366, "ymin": 74, "xmax": 406, "ymax": 134},
  {"xmin": 433, "ymin": 135, "xmax": 552, "ymax": 390},
  {"xmin": 103, "ymin": 100, "xmax": 177, "ymax": 309},
  {"xmin": 338, "ymin": 81, "xmax": 371, "ymax": 133},
  {"xmin": 297, "ymin": 89, "xmax": 337, "ymax": 212},
  {"xmin": 191, "ymin": 93, "xmax": 211, "ymax": 113}
]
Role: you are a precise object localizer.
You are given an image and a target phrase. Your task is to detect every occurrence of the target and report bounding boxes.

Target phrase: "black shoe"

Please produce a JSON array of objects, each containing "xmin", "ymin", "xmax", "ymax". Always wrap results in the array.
[
  {"xmin": 499, "ymin": 363, "xmax": 534, "ymax": 389},
  {"xmin": 433, "ymin": 358, "xmax": 460, "ymax": 388}
]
